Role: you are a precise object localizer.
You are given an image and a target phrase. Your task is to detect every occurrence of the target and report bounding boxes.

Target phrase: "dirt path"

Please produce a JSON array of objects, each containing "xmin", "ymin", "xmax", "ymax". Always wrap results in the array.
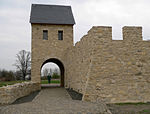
[{"xmin": 0, "ymin": 88, "xmax": 111, "ymax": 114}]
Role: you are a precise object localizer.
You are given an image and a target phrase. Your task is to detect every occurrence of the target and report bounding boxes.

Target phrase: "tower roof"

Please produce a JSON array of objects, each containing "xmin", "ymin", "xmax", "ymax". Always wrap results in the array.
[{"xmin": 30, "ymin": 4, "xmax": 75, "ymax": 25}]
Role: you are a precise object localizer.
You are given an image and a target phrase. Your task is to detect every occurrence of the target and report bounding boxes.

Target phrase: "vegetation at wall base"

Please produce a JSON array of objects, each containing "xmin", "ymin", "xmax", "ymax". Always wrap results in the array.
[
  {"xmin": 115, "ymin": 102, "xmax": 150, "ymax": 105},
  {"xmin": 139, "ymin": 109, "xmax": 150, "ymax": 113},
  {"xmin": 0, "ymin": 81, "xmax": 28, "ymax": 87}
]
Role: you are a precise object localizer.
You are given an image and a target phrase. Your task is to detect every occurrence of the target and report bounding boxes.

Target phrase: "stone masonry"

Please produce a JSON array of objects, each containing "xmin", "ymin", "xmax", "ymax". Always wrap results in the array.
[
  {"xmin": 30, "ymin": 4, "xmax": 150, "ymax": 104},
  {"xmin": 65, "ymin": 26, "xmax": 150, "ymax": 103},
  {"xmin": 0, "ymin": 82, "xmax": 40, "ymax": 104},
  {"xmin": 31, "ymin": 24, "xmax": 73, "ymax": 85},
  {"xmin": 31, "ymin": 24, "xmax": 150, "ymax": 103}
]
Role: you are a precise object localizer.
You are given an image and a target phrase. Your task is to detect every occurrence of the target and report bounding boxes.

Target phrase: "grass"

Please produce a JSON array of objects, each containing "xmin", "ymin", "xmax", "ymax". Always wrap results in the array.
[
  {"xmin": 41, "ymin": 80, "xmax": 60, "ymax": 84},
  {"xmin": 115, "ymin": 102, "xmax": 150, "ymax": 105},
  {"xmin": 0, "ymin": 80, "xmax": 27, "ymax": 87},
  {"xmin": 139, "ymin": 109, "xmax": 150, "ymax": 114}
]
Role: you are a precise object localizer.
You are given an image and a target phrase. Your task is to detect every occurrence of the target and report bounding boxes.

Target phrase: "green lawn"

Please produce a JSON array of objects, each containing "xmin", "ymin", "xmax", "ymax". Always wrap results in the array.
[
  {"xmin": 41, "ymin": 80, "xmax": 60, "ymax": 84},
  {"xmin": 0, "ymin": 81, "xmax": 27, "ymax": 87},
  {"xmin": 139, "ymin": 109, "xmax": 150, "ymax": 114}
]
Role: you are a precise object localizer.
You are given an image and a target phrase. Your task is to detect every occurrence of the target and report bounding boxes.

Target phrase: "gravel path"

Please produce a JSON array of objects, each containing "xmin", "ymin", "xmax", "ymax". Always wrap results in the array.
[
  {"xmin": 0, "ymin": 88, "xmax": 111, "ymax": 114},
  {"xmin": 41, "ymin": 84, "xmax": 60, "ymax": 88}
]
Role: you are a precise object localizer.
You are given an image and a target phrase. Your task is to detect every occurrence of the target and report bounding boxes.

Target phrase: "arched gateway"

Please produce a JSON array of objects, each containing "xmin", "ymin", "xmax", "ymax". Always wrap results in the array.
[
  {"xmin": 30, "ymin": 4, "xmax": 75, "ymax": 87},
  {"xmin": 41, "ymin": 58, "xmax": 65, "ymax": 87}
]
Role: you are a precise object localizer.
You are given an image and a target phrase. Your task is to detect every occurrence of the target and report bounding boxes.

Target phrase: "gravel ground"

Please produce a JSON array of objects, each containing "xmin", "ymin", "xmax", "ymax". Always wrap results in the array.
[
  {"xmin": 0, "ymin": 88, "xmax": 111, "ymax": 114},
  {"xmin": 41, "ymin": 84, "xmax": 60, "ymax": 88}
]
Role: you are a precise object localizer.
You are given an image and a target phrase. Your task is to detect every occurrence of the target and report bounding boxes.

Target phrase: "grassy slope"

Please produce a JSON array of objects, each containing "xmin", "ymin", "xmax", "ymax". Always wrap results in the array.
[{"xmin": 0, "ymin": 81, "xmax": 27, "ymax": 87}]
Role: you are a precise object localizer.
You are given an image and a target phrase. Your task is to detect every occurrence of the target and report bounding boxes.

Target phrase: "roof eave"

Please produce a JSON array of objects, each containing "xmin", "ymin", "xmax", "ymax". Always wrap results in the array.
[{"xmin": 30, "ymin": 22, "xmax": 75, "ymax": 25}]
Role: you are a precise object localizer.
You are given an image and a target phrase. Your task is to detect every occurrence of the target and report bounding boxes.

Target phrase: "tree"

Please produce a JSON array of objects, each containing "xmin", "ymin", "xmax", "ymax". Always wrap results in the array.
[
  {"xmin": 52, "ymin": 68, "xmax": 60, "ymax": 79},
  {"xmin": 43, "ymin": 68, "xmax": 49, "ymax": 77},
  {"xmin": 14, "ymin": 50, "xmax": 31, "ymax": 80},
  {"xmin": 49, "ymin": 68, "xmax": 53, "ymax": 75},
  {"xmin": 54, "ymin": 68, "xmax": 59, "ymax": 74},
  {"xmin": 14, "ymin": 70, "xmax": 22, "ymax": 80},
  {"xmin": 42, "ymin": 68, "xmax": 53, "ymax": 77},
  {"xmin": 0, "ymin": 69, "xmax": 15, "ymax": 81}
]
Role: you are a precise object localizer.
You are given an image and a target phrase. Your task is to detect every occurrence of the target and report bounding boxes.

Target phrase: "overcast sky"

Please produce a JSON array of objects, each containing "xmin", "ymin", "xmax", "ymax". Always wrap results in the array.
[{"xmin": 0, "ymin": 0, "xmax": 150, "ymax": 71}]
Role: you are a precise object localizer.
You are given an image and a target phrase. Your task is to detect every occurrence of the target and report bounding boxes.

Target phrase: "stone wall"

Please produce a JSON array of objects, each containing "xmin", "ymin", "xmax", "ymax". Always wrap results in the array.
[
  {"xmin": 31, "ymin": 24, "xmax": 73, "ymax": 83},
  {"xmin": 0, "ymin": 82, "xmax": 41, "ymax": 104},
  {"xmin": 31, "ymin": 23, "xmax": 150, "ymax": 103},
  {"xmin": 65, "ymin": 28, "xmax": 97, "ymax": 93},
  {"xmin": 65, "ymin": 26, "xmax": 150, "ymax": 103}
]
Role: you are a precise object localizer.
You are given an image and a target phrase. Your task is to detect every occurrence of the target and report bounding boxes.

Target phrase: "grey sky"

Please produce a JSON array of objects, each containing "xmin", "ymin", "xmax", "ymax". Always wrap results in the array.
[
  {"xmin": 41, "ymin": 63, "xmax": 60, "ymax": 77},
  {"xmin": 0, "ymin": 0, "xmax": 150, "ymax": 70}
]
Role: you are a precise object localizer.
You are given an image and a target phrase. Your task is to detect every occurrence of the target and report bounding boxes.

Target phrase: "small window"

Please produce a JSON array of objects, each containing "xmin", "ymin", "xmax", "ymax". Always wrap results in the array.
[
  {"xmin": 58, "ymin": 31, "xmax": 63, "ymax": 40},
  {"xmin": 43, "ymin": 30, "xmax": 48, "ymax": 40}
]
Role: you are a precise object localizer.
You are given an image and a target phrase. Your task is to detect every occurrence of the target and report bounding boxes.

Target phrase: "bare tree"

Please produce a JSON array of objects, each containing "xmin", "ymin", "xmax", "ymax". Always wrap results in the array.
[
  {"xmin": 54, "ymin": 68, "xmax": 59, "ymax": 75},
  {"xmin": 49, "ymin": 68, "xmax": 53, "ymax": 75},
  {"xmin": 43, "ymin": 68, "xmax": 49, "ymax": 77},
  {"xmin": 14, "ymin": 50, "xmax": 31, "ymax": 80}
]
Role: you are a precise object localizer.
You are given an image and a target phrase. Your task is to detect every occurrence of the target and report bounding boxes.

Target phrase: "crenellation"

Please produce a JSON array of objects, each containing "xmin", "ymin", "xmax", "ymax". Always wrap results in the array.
[
  {"xmin": 123, "ymin": 26, "xmax": 143, "ymax": 41},
  {"xmin": 65, "ymin": 26, "xmax": 150, "ymax": 103}
]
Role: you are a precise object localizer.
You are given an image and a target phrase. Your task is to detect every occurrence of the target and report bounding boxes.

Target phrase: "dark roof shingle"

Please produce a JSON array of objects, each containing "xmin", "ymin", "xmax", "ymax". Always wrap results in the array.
[{"xmin": 30, "ymin": 4, "xmax": 75, "ymax": 25}]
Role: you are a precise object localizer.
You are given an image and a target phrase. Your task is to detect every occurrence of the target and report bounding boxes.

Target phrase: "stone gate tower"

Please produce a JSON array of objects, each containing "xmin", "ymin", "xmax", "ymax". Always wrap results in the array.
[{"xmin": 30, "ymin": 4, "xmax": 75, "ymax": 87}]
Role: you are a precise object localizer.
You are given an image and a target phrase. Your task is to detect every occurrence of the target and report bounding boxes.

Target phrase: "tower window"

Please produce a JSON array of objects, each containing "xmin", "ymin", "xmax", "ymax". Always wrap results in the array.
[
  {"xmin": 43, "ymin": 30, "xmax": 48, "ymax": 40},
  {"xmin": 58, "ymin": 31, "xmax": 63, "ymax": 40}
]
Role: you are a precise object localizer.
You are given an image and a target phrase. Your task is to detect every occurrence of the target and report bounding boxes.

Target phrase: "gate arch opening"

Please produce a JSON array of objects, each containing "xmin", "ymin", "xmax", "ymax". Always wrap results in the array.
[{"xmin": 40, "ymin": 58, "xmax": 65, "ymax": 87}]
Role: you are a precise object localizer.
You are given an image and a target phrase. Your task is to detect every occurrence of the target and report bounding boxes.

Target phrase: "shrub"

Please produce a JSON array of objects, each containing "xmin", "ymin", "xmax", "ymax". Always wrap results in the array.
[
  {"xmin": 0, "ymin": 69, "xmax": 15, "ymax": 81},
  {"xmin": 41, "ymin": 76, "xmax": 47, "ymax": 80},
  {"xmin": 52, "ymin": 73, "xmax": 60, "ymax": 79}
]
